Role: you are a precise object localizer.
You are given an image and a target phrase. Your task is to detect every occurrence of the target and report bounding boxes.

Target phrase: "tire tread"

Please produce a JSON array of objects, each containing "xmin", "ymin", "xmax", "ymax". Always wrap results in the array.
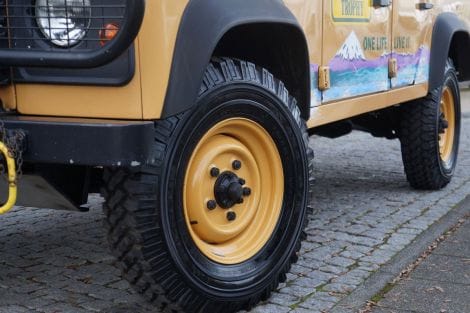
[{"xmin": 102, "ymin": 58, "xmax": 315, "ymax": 313}]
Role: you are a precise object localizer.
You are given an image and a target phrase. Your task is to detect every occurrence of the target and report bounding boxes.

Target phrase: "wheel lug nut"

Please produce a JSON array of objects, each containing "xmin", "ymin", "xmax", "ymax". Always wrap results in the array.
[
  {"xmin": 232, "ymin": 160, "xmax": 242, "ymax": 170},
  {"xmin": 239, "ymin": 178, "xmax": 246, "ymax": 186},
  {"xmin": 207, "ymin": 200, "xmax": 217, "ymax": 210},
  {"xmin": 210, "ymin": 167, "xmax": 220, "ymax": 178},
  {"xmin": 227, "ymin": 211, "xmax": 237, "ymax": 221},
  {"xmin": 243, "ymin": 187, "xmax": 251, "ymax": 196}
]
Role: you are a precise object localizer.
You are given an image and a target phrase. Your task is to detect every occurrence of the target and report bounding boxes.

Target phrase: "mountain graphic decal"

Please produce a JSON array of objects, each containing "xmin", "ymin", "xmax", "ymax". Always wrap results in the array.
[{"xmin": 336, "ymin": 31, "xmax": 365, "ymax": 61}]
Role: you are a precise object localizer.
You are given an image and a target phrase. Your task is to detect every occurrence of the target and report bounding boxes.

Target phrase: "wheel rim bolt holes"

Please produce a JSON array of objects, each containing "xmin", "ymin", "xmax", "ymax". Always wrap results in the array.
[
  {"xmin": 227, "ymin": 211, "xmax": 237, "ymax": 221},
  {"xmin": 210, "ymin": 167, "xmax": 220, "ymax": 178},
  {"xmin": 243, "ymin": 187, "xmax": 251, "ymax": 196},
  {"xmin": 207, "ymin": 200, "xmax": 217, "ymax": 210},
  {"xmin": 232, "ymin": 160, "xmax": 242, "ymax": 170}
]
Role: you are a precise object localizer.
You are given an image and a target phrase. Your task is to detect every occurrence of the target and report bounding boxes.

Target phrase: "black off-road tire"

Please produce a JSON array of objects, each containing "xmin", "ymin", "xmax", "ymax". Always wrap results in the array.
[
  {"xmin": 399, "ymin": 59, "xmax": 461, "ymax": 190},
  {"xmin": 102, "ymin": 58, "xmax": 314, "ymax": 312}
]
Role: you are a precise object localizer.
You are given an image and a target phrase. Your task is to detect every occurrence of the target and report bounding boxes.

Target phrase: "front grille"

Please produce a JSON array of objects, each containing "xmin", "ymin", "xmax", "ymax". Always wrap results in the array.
[{"xmin": 0, "ymin": 0, "xmax": 127, "ymax": 52}]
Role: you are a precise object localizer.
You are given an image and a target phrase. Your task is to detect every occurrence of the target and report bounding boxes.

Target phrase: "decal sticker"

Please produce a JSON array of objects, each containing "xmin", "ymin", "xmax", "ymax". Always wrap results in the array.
[
  {"xmin": 392, "ymin": 45, "xmax": 430, "ymax": 87},
  {"xmin": 312, "ymin": 32, "xmax": 431, "ymax": 103},
  {"xmin": 323, "ymin": 31, "xmax": 389, "ymax": 102},
  {"xmin": 332, "ymin": 0, "xmax": 371, "ymax": 23}
]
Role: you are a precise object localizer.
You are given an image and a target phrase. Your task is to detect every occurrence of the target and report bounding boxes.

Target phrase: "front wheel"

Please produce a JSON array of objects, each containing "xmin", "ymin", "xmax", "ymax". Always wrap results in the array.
[
  {"xmin": 399, "ymin": 59, "xmax": 461, "ymax": 190},
  {"xmin": 102, "ymin": 58, "xmax": 314, "ymax": 312}
]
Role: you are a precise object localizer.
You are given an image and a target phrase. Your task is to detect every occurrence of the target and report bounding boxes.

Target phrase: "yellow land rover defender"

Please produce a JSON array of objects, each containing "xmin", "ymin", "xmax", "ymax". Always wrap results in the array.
[{"xmin": 0, "ymin": 0, "xmax": 469, "ymax": 312}]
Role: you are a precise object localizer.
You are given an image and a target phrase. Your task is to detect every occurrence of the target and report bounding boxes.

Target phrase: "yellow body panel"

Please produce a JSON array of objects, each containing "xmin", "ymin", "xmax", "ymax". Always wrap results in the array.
[
  {"xmin": 0, "ymin": 0, "xmax": 469, "ymax": 127},
  {"xmin": 15, "ymin": 53, "xmax": 143, "ymax": 119},
  {"xmin": 2, "ymin": 0, "xmax": 189, "ymax": 120},
  {"xmin": 139, "ymin": 1, "xmax": 189, "ymax": 120}
]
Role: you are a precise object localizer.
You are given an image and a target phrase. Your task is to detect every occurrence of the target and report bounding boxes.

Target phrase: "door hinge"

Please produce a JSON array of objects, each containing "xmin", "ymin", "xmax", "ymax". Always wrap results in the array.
[
  {"xmin": 389, "ymin": 58, "xmax": 398, "ymax": 78},
  {"xmin": 318, "ymin": 66, "xmax": 331, "ymax": 91}
]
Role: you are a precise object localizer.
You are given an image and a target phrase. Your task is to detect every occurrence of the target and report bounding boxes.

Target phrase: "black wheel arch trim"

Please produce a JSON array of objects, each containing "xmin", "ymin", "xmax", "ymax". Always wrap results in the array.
[
  {"xmin": 161, "ymin": 0, "xmax": 311, "ymax": 120},
  {"xmin": 429, "ymin": 12, "xmax": 470, "ymax": 90}
]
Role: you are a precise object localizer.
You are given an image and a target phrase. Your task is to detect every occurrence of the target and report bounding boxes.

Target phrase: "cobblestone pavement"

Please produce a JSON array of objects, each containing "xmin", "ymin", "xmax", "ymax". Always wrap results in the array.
[{"xmin": 1, "ymin": 116, "xmax": 470, "ymax": 313}]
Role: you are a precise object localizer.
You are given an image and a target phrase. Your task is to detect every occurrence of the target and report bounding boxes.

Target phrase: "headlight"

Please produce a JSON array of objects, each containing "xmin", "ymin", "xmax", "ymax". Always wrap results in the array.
[{"xmin": 35, "ymin": 0, "xmax": 92, "ymax": 47}]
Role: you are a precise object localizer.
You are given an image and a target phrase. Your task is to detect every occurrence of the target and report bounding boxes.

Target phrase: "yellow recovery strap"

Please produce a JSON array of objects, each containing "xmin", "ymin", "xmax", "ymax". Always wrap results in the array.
[{"xmin": 0, "ymin": 141, "xmax": 17, "ymax": 214}]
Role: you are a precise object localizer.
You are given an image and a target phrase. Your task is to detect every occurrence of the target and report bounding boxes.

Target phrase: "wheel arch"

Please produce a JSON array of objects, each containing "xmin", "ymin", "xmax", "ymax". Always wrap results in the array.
[
  {"xmin": 161, "ymin": 0, "xmax": 311, "ymax": 120},
  {"xmin": 429, "ymin": 12, "xmax": 470, "ymax": 90}
]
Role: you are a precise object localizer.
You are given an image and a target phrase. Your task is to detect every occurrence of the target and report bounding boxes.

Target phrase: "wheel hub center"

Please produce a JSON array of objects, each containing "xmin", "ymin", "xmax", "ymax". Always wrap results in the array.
[
  {"xmin": 214, "ymin": 171, "xmax": 246, "ymax": 209},
  {"xmin": 227, "ymin": 182, "xmax": 243, "ymax": 202}
]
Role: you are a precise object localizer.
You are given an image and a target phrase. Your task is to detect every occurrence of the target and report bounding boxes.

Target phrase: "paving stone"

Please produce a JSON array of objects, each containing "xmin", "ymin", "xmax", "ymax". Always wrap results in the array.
[
  {"xmin": 331, "ymin": 273, "xmax": 365, "ymax": 286},
  {"xmin": 306, "ymin": 270, "xmax": 337, "ymax": 282},
  {"xmin": 298, "ymin": 299, "xmax": 336, "ymax": 312},
  {"xmin": 298, "ymin": 292, "xmax": 341, "ymax": 311},
  {"xmin": 250, "ymin": 303, "xmax": 290, "ymax": 313},
  {"xmin": 327, "ymin": 256, "xmax": 356, "ymax": 268},
  {"xmin": 322, "ymin": 282, "xmax": 355, "ymax": 294},
  {"xmin": 361, "ymin": 249, "xmax": 397, "ymax": 265},
  {"xmin": 278, "ymin": 284, "xmax": 316, "ymax": 299},
  {"xmin": 319, "ymin": 264, "xmax": 348, "ymax": 275},
  {"xmin": 268, "ymin": 292, "xmax": 300, "ymax": 306},
  {"xmin": 339, "ymin": 250, "xmax": 364, "ymax": 259},
  {"xmin": 291, "ymin": 276, "xmax": 327, "ymax": 289},
  {"xmin": 386, "ymin": 233, "xmax": 416, "ymax": 246}
]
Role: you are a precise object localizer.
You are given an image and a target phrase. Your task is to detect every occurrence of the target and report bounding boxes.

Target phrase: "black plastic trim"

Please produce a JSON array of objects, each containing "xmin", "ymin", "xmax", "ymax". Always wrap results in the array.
[
  {"xmin": 162, "ymin": 0, "xmax": 310, "ymax": 119},
  {"xmin": 12, "ymin": 47, "xmax": 136, "ymax": 87},
  {"xmin": 1, "ymin": 115, "xmax": 155, "ymax": 167},
  {"xmin": 429, "ymin": 13, "xmax": 470, "ymax": 90},
  {"xmin": 0, "ymin": 0, "xmax": 145, "ymax": 68}
]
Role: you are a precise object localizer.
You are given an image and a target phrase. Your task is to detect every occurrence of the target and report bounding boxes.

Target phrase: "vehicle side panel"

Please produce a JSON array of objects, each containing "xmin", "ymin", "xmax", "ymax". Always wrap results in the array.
[
  {"xmin": 391, "ymin": 1, "xmax": 433, "ymax": 88},
  {"xmin": 306, "ymin": 0, "xmax": 470, "ymax": 128},
  {"xmin": 321, "ymin": 0, "xmax": 392, "ymax": 103},
  {"xmin": 283, "ymin": 0, "xmax": 323, "ymax": 112}
]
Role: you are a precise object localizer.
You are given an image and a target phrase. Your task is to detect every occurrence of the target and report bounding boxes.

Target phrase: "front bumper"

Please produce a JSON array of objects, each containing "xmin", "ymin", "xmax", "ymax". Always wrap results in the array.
[{"xmin": 1, "ymin": 115, "xmax": 155, "ymax": 167}]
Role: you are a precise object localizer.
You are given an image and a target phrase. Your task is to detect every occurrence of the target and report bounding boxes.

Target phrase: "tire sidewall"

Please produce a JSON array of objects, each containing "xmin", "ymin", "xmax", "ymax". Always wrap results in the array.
[
  {"xmin": 159, "ymin": 83, "xmax": 308, "ymax": 299},
  {"xmin": 437, "ymin": 63, "xmax": 461, "ymax": 177}
]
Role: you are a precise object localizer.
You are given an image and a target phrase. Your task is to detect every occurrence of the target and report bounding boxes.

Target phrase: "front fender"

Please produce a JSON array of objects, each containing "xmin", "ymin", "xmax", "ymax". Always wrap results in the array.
[
  {"xmin": 162, "ymin": 0, "xmax": 308, "ymax": 118},
  {"xmin": 429, "ymin": 12, "xmax": 470, "ymax": 90}
]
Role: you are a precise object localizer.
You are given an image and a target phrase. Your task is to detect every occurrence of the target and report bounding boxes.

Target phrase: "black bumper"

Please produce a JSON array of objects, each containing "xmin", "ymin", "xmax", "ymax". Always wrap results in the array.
[{"xmin": 1, "ymin": 115, "xmax": 155, "ymax": 167}]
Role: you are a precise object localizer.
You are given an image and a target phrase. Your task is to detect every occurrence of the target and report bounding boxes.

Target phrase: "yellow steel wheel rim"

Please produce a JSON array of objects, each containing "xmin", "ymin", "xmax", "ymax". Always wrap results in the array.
[
  {"xmin": 439, "ymin": 86, "xmax": 455, "ymax": 163},
  {"xmin": 183, "ymin": 118, "xmax": 284, "ymax": 265}
]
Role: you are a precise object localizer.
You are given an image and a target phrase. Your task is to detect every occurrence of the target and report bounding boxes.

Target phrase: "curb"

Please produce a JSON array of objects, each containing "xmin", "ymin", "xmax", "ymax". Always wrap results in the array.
[{"xmin": 330, "ymin": 195, "xmax": 470, "ymax": 313}]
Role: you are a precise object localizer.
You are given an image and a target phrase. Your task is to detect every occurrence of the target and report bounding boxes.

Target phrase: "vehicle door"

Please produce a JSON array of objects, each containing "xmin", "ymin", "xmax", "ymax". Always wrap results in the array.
[
  {"xmin": 322, "ymin": 0, "xmax": 393, "ymax": 103},
  {"xmin": 391, "ymin": 0, "xmax": 434, "ymax": 88}
]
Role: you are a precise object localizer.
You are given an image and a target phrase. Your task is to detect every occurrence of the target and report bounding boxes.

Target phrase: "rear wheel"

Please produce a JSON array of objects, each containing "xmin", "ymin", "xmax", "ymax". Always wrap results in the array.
[
  {"xmin": 102, "ymin": 58, "xmax": 314, "ymax": 312},
  {"xmin": 399, "ymin": 59, "xmax": 461, "ymax": 190}
]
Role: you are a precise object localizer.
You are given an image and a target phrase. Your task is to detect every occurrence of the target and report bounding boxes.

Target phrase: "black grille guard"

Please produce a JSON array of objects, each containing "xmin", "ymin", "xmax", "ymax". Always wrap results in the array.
[{"xmin": 0, "ymin": 0, "xmax": 145, "ymax": 68}]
